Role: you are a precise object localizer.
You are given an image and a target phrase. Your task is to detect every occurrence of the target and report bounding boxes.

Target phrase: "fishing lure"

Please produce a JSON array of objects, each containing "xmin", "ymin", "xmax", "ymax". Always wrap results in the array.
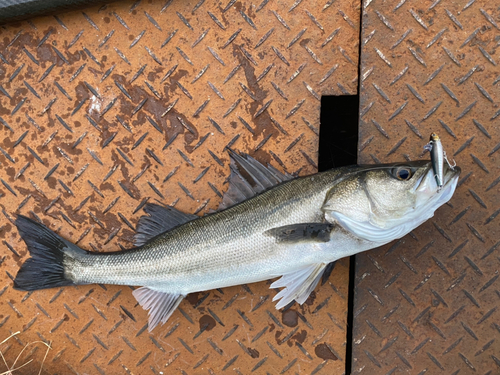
[{"xmin": 424, "ymin": 133, "xmax": 455, "ymax": 191}]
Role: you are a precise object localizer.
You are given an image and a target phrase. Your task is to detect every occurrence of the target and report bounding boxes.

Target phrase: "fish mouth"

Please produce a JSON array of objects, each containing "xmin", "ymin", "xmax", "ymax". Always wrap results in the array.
[
  {"xmin": 437, "ymin": 165, "xmax": 461, "ymax": 201},
  {"xmin": 416, "ymin": 163, "xmax": 460, "ymax": 191},
  {"xmin": 415, "ymin": 164, "xmax": 461, "ymax": 208},
  {"xmin": 443, "ymin": 165, "xmax": 461, "ymax": 189}
]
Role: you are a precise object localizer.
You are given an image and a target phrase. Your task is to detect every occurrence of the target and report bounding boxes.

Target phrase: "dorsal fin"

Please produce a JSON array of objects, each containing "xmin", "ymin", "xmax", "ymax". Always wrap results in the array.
[
  {"xmin": 219, "ymin": 149, "xmax": 293, "ymax": 210},
  {"xmin": 134, "ymin": 203, "xmax": 197, "ymax": 246}
]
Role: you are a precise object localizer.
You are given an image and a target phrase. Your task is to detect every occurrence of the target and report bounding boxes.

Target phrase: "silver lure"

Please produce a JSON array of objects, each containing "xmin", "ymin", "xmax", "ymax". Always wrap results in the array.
[{"xmin": 424, "ymin": 133, "xmax": 454, "ymax": 191}]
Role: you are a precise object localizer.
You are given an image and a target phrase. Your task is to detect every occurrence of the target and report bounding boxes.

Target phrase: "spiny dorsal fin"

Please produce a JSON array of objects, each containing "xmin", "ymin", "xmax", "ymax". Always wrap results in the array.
[
  {"xmin": 132, "ymin": 287, "xmax": 185, "ymax": 332},
  {"xmin": 219, "ymin": 149, "xmax": 293, "ymax": 210},
  {"xmin": 134, "ymin": 203, "xmax": 197, "ymax": 246}
]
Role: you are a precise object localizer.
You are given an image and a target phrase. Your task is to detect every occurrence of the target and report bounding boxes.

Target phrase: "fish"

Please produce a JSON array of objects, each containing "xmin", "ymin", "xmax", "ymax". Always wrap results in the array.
[{"xmin": 13, "ymin": 150, "xmax": 461, "ymax": 331}]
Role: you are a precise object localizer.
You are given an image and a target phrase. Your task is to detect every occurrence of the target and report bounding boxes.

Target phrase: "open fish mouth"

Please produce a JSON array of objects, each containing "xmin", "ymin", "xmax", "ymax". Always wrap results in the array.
[
  {"xmin": 435, "ymin": 166, "xmax": 461, "ymax": 202},
  {"xmin": 415, "ymin": 164, "xmax": 461, "ymax": 207}
]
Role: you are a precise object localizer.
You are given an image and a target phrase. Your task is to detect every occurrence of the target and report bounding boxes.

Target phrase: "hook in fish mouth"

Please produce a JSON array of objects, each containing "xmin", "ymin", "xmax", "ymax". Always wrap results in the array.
[
  {"xmin": 414, "ymin": 160, "xmax": 460, "ymax": 191},
  {"xmin": 414, "ymin": 163, "xmax": 460, "ymax": 214}
]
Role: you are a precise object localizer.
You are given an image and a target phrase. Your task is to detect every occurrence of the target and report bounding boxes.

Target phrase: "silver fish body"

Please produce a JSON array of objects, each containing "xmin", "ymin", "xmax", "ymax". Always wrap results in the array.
[
  {"xmin": 68, "ymin": 168, "xmax": 374, "ymax": 292},
  {"xmin": 14, "ymin": 154, "xmax": 461, "ymax": 331}
]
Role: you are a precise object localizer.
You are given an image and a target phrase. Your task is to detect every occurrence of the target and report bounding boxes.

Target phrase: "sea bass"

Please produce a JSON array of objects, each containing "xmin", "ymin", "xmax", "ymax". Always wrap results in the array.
[{"xmin": 13, "ymin": 151, "xmax": 460, "ymax": 331}]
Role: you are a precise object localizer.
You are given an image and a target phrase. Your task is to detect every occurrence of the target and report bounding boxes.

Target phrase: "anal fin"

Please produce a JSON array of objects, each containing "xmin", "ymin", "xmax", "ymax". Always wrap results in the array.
[
  {"xmin": 132, "ymin": 287, "xmax": 185, "ymax": 332},
  {"xmin": 271, "ymin": 263, "xmax": 327, "ymax": 309}
]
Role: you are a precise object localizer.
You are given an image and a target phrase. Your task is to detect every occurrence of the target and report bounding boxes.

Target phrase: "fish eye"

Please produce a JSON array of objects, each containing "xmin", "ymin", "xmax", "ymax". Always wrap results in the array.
[{"xmin": 393, "ymin": 167, "xmax": 413, "ymax": 181}]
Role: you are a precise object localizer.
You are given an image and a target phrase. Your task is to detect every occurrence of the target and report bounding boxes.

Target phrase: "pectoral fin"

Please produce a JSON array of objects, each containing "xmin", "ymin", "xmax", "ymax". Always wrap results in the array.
[
  {"xmin": 265, "ymin": 223, "xmax": 334, "ymax": 243},
  {"xmin": 271, "ymin": 263, "xmax": 327, "ymax": 309},
  {"xmin": 132, "ymin": 287, "xmax": 185, "ymax": 332}
]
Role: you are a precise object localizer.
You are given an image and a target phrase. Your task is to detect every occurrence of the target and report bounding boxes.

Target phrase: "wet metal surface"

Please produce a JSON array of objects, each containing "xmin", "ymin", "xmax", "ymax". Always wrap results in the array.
[
  {"xmin": 0, "ymin": 0, "xmax": 359, "ymax": 373},
  {"xmin": 354, "ymin": 0, "xmax": 500, "ymax": 373}
]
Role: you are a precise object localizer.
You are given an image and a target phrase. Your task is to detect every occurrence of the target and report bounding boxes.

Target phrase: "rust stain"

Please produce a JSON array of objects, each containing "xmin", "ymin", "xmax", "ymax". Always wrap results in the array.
[
  {"xmin": 282, "ymin": 309, "xmax": 298, "ymax": 327},
  {"xmin": 199, "ymin": 314, "xmax": 216, "ymax": 331},
  {"xmin": 315, "ymin": 343, "xmax": 338, "ymax": 360}
]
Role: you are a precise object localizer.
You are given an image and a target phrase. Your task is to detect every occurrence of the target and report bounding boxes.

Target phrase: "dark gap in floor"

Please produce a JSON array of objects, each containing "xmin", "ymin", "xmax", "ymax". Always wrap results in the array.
[
  {"xmin": 318, "ymin": 95, "xmax": 359, "ymax": 374},
  {"xmin": 318, "ymin": 96, "xmax": 359, "ymax": 171}
]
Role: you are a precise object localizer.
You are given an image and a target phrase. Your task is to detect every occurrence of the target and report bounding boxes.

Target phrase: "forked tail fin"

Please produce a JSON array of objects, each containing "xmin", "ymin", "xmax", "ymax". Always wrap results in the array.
[{"xmin": 13, "ymin": 215, "xmax": 86, "ymax": 291}]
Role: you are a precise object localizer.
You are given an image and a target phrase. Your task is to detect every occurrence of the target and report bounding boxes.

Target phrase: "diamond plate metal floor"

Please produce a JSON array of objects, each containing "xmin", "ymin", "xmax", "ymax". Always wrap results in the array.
[
  {"xmin": 354, "ymin": 0, "xmax": 500, "ymax": 373},
  {"xmin": 0, "ymin": 0, "xmax": 360, "ymax": 374}
]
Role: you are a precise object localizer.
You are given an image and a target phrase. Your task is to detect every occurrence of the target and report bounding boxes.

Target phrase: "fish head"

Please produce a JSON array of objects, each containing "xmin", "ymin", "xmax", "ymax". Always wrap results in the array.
[{"xmin": 322, "ymin": 161, "xmax": 461, "ymax": 244}]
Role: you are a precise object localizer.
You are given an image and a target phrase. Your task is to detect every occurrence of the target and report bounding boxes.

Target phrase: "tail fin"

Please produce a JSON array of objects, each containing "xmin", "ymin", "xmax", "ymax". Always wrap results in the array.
[{"xmin": 14, "ymin": 215, "xmax": 85, "ymax": 291}]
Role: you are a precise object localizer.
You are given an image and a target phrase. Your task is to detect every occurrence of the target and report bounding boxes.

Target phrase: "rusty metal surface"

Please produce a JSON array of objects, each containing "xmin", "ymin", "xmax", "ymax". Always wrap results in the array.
[
  {"xmin": 0, "ymin": 0, "xmax": 360, "ymax": 373},
  {"xmin": 353, "ymin": 0, "xmax": 500, "ymax": 373}
]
